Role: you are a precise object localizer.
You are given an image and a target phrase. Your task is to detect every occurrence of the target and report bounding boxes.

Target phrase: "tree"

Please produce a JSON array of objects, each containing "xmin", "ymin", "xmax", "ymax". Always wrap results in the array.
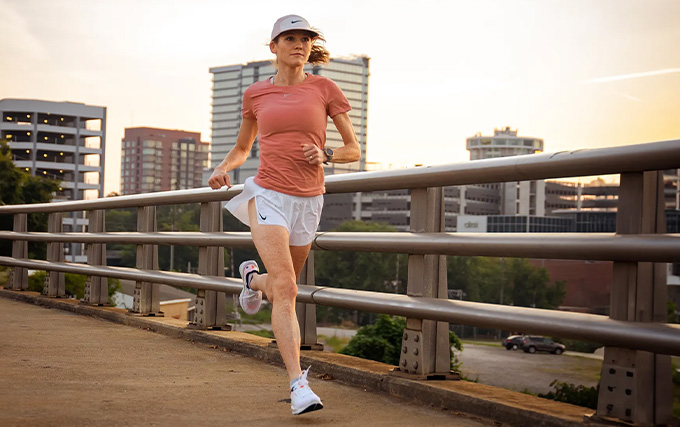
[
  {"xmin": 315, "ymin": 220, "xmax": 408, "ymax": 325},
  {"xmin": 447, "ymin": 256, "xmax": 565, "ymax": 309},
  {"xmin": 0, "ymin": 139, "xmax": 59, "ymax": 259}
]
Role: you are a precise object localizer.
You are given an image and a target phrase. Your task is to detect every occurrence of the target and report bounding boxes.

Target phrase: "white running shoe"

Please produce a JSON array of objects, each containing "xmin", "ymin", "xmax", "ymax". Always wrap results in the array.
[
  {"xmin": 238, "ymin": 260, "xmax": 262, "ymax": 315},
  {"xmin": 290, "ymin": 366, "xmax": 323, "ymax": 415}
]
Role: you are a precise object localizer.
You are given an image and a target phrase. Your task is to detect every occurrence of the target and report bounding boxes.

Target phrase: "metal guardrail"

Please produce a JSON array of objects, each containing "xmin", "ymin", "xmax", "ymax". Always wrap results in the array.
[
  {"xmin": 0, "ymin": 231, "xmax": 678, "ymax": 262},
  {"xmin": 1, "ymin": 139, "xmax": 680, "ymax": 425}
]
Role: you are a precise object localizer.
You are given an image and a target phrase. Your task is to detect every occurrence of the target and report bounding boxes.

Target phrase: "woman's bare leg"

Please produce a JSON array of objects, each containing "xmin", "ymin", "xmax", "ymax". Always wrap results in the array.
[{"xmin": 245, "ymin": 199, "xmax": 311, "ymax": 381}]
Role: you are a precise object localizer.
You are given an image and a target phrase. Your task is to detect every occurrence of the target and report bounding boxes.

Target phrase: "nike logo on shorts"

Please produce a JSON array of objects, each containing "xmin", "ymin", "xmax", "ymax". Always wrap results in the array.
[{"xmin": 258, "ymin": 212, "xmax": 267, "ymax": 221}]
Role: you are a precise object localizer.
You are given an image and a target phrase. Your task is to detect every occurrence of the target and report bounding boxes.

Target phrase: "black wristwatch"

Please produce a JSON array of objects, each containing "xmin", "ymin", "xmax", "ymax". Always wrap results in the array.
[{"xmin": 323, "ymin": 147, "xmax": 334, "ymax": 165}]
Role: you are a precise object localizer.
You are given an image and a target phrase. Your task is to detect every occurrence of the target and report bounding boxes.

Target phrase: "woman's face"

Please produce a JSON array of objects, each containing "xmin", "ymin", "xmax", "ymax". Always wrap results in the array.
[{"xmin": 270, "ymin": 30, "xmax": 313, "ymax": 68}]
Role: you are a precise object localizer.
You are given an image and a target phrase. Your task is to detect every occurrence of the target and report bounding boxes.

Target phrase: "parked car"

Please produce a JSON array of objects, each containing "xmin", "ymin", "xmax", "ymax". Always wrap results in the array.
[
  {"xmin": 502, "ymin": 335, "xmax": 524, "ymax": 350},
  {"xmin": 520, "ymin": 336, "xmax": 566, "ymax": 355}
]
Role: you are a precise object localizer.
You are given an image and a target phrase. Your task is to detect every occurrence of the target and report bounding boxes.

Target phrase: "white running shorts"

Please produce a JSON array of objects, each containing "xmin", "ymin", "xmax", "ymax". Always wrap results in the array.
[{"xmin": 225, "ymin": 177, "xmax": 324, "ymax": 246}]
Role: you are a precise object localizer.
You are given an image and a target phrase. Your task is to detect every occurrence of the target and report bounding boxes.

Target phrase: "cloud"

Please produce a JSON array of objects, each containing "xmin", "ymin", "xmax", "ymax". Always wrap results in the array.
[
  {"xmin": 617, "ymin": 93, "xmax": 641, "ymax": 102},
  {"xmin": 584, "ymin": 68, "xmax": 680, "ymax": 84}
]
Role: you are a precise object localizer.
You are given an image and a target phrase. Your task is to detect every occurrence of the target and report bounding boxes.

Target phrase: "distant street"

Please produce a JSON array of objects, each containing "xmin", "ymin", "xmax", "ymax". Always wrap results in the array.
[{"xmin": 457, "ymin": 343, "xmax": 602, "ymax": 394}]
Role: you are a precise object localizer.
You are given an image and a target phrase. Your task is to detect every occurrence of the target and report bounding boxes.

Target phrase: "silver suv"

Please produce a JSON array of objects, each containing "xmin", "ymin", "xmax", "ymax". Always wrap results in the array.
[{"xmin": 520, "ymin": 336, "xmax": 566, "ymax": 355}]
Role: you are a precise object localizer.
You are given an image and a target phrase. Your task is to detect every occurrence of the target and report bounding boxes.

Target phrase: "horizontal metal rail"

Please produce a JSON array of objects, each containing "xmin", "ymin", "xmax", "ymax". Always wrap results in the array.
[
  {"xmin": 1, "ymin": 231, "xmax": 679, "ymax": 262},
  {"xmin": 1, "ymin": 256, "xmax": 679, "ymax": 356},
  {"xmin": 0, "ymin": 139, "xmax": 679, "ymax": 214}
]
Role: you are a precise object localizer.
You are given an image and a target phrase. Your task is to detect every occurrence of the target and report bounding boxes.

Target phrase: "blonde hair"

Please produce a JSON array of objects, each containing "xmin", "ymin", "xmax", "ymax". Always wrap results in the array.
[
  {"xmin": 308, "ymin": 32, "xmax": 330, "ymax": 65},
  {"xmin": 271, "ymin": 30, "xmax": 330, "ymax": 67}
]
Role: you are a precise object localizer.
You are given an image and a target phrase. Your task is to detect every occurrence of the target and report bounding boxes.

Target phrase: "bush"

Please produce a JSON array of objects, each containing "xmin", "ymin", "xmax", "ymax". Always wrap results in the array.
[
  {"xmin": 538, "ymin": 380, "xmax": 599, "ymax": 409},
  {"xmin": 552, "ymin": 338, "xmax": 602, "ymax": 354},
  {"xmin": 340, "ymin": 314, "xmax": 463, "ymax": 371}
]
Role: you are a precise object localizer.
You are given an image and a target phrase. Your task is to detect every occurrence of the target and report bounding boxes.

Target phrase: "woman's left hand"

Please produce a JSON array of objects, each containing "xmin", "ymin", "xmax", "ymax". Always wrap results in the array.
[{"xmin": 301, "ymin": 144, "xmax": 324, "ymax": 165}]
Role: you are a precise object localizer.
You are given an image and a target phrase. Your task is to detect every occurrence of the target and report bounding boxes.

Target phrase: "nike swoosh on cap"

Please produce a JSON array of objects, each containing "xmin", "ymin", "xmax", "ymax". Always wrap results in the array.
[{"xmin": 291, "ymin": 20, "xmax": 302, "ymax": 23}]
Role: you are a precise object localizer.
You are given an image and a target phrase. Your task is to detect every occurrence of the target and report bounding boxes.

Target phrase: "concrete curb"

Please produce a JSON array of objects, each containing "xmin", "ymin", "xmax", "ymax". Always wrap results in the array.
[{"xmin": 1, "ymin": 288, "xmax": 600, "ymax": 427}]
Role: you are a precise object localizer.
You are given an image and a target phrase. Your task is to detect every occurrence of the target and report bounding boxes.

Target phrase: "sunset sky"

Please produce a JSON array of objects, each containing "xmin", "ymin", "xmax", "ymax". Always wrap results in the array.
[{"xmin": 2, "ymin": 0, "xmax": 679, "ymax": 194}]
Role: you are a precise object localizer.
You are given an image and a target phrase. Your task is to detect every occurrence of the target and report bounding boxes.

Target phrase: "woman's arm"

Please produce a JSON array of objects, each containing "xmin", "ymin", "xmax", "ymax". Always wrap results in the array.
[
  {"xmin": 208, "ymin": 117, "xmax": 258, "ymax": 189},
  {"xmin": 301, "ymin": 112, "xmax": 360, "ymax": 165}
]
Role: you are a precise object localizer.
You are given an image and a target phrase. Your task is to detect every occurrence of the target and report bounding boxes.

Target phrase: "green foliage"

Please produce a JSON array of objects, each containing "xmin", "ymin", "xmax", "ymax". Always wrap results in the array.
[
  {"xmin": 105, "ymin": 204, "xmax": 234, "ymax": 273},
  {"xmin": 340, "ymin": 315, "xmax": 406, "ymax": 365},
  {"xmin": 340, "ymin": 315, "xmax": 462, "ymax": 371},
  {"xmin": 553, "ymin": 338, "xmax": 602, "ymax": 354},
  {"xmin": 0, "ymin": 139, "xmax": 59, "ymax": 259},
  {"xmin": 668, "ymin": 301, "xmax": 679, "ymax": 323},
  {"xmin": 318, "ymin": 334, "xmax": 350, "ymax": 352},
  {"xmin": 316, "ymin": 220, "xmax": 407, "ymax": 326},
  {"xmin": 28, "ymin": 271, "xmax": 121, "ymax": 300},
  {"xmin": 447, "ymin": 256, "xmax": 565, "ymax": 309},
  {"xmin": 538, "ymin": 380, "xmax": 599, "ymax": 409}
]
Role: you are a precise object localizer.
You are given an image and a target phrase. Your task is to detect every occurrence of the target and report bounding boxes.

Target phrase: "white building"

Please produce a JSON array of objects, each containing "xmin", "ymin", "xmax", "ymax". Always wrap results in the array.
[
  {"xmin": 209, "ymin": 56, "xmax": 370, "ymax": 183},
  {"xmin": 0, "ymin": 98, "xmax": 106, "ymax": 262}
]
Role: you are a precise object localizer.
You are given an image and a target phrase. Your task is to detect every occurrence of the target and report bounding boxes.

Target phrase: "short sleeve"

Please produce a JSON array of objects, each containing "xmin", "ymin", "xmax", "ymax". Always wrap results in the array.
[
  {"xmin": 325, "ymin": 79, "xmax": 351, "ymax": 117},
  {"xmin": 242, "ymin": 86, "xmax": 256, "ymax": 120}
]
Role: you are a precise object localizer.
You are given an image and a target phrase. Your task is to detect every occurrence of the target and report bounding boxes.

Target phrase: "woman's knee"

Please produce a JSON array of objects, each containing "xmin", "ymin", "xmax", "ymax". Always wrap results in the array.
[{"xmin": 268, "ymin": 273, "xmax": 297, "ymax": 303}]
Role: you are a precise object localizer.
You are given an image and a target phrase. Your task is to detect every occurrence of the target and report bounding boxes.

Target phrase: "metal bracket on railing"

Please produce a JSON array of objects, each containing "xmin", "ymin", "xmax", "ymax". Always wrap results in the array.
[
  {"xmin": 592, "ymin": 171, "xmax": 672, "ymax": 426},
  {"xmin": 84, "ymin": 210, "xmax": 108, "ymax": 305},
  {"xmin": 131, "ymin": 206, "xmax": 163, "ymax": 316},
  {"xmin": 296, "ymin": 252, "xmax": 323, "ymax": 350},
  {"xmin": 392, "ymin": 187, "xmax": 458, "ymax": 380},
  {"xmin": 7, "ymin": 214, "xmax": 28, "ymax": 291},
  {"xmin": 190, "ymin": 201, "xmax": 229, "ymax": 330},
  {"xmin": 42, "ymin": 212, "xmax": 65, "ymax": 297}
]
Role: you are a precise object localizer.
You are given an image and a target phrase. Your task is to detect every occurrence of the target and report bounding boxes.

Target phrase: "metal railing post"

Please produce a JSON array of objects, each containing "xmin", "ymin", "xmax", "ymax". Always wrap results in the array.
[
  {"xmin": 394, "ymin": 187, "xmax": 453, "ymax": 379},
  {"xmin": 297, "ymin": 251, "xmax": 323, "ymax": 350},
  {"xmin": 191, "ymin": 201, "xmax": 228, "ymax": 329},
  {"xmin": 131, "ymin": 206, "xmax": 162, "ymax": 316},
  {"xmin": 594, "ymin": 171, "xmax": 672, "ymax": 426},
  {"xmin": 8, "ymin": 214, "xmax": 28, "ymax": 290},
  {"xmin": 42, "ymin": 212, "xmax": 65, "ymax": 297},
  {"xmin": 84, "ymin": 210, "xmax": 108, "ymax": 305}
]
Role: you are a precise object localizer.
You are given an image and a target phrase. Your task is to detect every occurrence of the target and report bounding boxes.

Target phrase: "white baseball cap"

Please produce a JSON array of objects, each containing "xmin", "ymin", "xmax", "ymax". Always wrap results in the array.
[{"xmin": 271, "ymin": 15, "xmax": 319, "ymax": 41}]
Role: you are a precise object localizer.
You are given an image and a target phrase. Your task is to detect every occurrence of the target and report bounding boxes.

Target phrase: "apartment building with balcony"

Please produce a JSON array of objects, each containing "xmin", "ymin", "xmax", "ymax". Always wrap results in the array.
[{"xmin": 0, "ymin": 98, "xmax": 106, "ymax": 262}]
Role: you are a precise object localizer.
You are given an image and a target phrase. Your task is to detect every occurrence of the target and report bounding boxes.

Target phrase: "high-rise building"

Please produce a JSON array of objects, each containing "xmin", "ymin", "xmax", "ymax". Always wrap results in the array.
[
  {"xmin": 209, "ymin": 56, "xmax": 370, "ymax": 183},
  {"xmin": 120, "ymin": 127, "xmax": 209, "ymax": 195},
  {"xmin": 0, "ymin": 98, "xmax": 106, "ymax": 262}
]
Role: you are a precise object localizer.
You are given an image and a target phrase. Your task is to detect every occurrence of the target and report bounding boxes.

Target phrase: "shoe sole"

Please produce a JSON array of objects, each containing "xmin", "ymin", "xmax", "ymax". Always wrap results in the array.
[
  {"xmin": 238, "ymin": 261, "xmax": 261, "ymax": 314},
  {"xmin": 293, "ymin": 402, "xmax": 324, "ymax": 415}
]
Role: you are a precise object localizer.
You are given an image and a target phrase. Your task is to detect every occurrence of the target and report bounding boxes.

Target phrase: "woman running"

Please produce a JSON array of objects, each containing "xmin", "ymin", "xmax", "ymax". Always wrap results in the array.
[{"xmin": 208, "ymin": 14, "xmax": 360, "ymax": 415}]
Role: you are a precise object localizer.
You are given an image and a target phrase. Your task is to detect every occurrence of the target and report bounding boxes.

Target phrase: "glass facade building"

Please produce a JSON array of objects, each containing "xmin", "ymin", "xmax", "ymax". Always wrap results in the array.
[{"xmin": 209, "ymin": 56, "xmax": 370, "ymax": 183}]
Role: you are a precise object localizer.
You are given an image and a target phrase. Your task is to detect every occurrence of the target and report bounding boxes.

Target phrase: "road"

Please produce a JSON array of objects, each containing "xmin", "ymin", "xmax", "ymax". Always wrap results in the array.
[
  {"xmin": 458, "ymin": 343, "xmax": 602, "ymax": 394},
  {"xmin": 0, "ymin": 297, "xmax": 496, "ymax": 427}
]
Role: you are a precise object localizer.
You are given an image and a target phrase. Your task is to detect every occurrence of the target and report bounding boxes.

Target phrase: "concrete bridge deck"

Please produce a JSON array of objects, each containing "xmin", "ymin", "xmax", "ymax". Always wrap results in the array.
[{"xmin": 0, "ymin": 290, "xmax": 595, "ymax": 426}]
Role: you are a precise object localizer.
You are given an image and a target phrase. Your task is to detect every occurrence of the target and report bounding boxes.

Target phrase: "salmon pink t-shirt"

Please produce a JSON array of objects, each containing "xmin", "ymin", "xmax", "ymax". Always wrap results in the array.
[{"xmin": 242, "ymin": 74, "xmax": 351, "ymax": 196}]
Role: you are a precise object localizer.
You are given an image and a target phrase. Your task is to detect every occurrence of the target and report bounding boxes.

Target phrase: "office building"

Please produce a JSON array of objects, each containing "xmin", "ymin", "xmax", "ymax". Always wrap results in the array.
[
  {"xmin": 209, "ymin": 56, "xmax": 370, "ymax": 183},
  {"xmin": 0, "ymin": 98, "xmax": 106, "ymax": 262},
  {"xmin": 466, "ymin": 126, "xmax": 544, "ymax": 160},
  {"xmin": 120, "ymin": 127, "xmax": 209, "ymax": 195}
]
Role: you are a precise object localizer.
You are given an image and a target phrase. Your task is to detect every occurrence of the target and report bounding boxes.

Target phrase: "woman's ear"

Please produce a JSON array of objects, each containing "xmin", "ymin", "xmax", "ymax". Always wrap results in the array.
[{"xmin": 269, "ymin": 41, "xmax": 277, "ymax": 54}]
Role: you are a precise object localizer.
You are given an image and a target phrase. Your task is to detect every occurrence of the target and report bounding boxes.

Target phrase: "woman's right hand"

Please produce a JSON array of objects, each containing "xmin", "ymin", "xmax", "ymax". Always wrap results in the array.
[{"xmin": 208, "ymin": 168, "xmax": 231, "ymax": 189}]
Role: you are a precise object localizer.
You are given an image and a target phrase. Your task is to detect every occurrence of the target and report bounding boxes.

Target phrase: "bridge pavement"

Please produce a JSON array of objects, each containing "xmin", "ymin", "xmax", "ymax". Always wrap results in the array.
[{"xmin": 0, "ymin": 290, "xmax": 596, "ymax": 426}]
